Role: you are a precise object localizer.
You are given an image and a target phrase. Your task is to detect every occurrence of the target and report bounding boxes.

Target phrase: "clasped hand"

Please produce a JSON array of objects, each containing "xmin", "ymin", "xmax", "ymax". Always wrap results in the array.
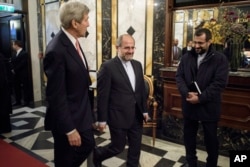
[{"xmin": 186, "ymin": 92, "xmax": 199, "ymax": 104}]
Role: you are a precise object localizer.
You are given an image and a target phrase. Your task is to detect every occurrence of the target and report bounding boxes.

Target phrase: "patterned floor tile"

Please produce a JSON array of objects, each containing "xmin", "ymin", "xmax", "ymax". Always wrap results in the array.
[{"xmin": 0, "ymin": 106, "xmax": 230, "ymax": 167}]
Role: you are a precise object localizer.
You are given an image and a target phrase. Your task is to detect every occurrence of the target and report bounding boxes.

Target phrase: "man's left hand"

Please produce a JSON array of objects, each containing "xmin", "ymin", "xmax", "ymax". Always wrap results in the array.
[{"xmin": 186, "ymin": 92, "xmax": 199, "ymax": 104}]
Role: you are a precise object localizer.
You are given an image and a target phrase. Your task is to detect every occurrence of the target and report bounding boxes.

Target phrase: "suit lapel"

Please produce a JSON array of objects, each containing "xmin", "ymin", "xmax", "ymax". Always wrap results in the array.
[
  {"xmin": 17, "ymin": 50, "xmax": 23, "ymax": 57},
  {"xmin": 60, "ymin": 31, "xmax": 87, "ymax": 72},
  {"xmin": 15, "ymin": 50, "xmax": 24, "ymax": 60},
  {"xmin": 131, "ymin": 60, "xmax": 139, "ymax": 91},
  {"xmin": 79, "ymin": 47, "xmax": 89, "ymax": 71},
  {"xmin": 60, "ymin": 31, "xmax": 91, "ymax": 85}
]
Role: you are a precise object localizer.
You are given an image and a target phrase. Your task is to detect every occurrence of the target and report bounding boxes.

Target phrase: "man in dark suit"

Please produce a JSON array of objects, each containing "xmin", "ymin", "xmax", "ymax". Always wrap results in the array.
[
  {"xmin": 43, "ymin": 1, "xmax": 95, "ymax": 167},
  {"xmin": 182, "ymin": 40, "xmax": 194, "ymax": 55},
  {"xmin": 172, "ymin": 38, "xmax": 182, "ymax": 61},
  {"xmin": 0, "ymin": 52, "xmax": 12, "ymax": 133},
  {"xmin": 176, "ymin": 28, "xmax": 228, "ymax": 167},
  {"xmin": 11, "ymin": 40, "xmax": 31, "ymax": 106},
  {"xmin": 93, "ymin": 34, "xmax": 149, "ymax": 167}
]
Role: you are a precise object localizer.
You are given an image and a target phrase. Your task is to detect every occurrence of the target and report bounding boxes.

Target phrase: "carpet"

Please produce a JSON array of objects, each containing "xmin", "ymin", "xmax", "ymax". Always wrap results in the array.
[{"xmin": 0, "ymin": 139, "xmax": 48, "ymax": 167}]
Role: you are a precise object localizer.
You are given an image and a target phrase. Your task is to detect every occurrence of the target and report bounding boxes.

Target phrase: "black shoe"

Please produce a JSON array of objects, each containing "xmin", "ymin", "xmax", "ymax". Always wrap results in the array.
[
  {"xmin": 22, "ymin": 102, "xmax": 30, "ymax": 106},
  {"xmin": 93, "ymin": 147, "xmax": 102, "ymax": 167},
  {"xmin": 12, "ymin": 102, "xmax": 21, "ymax": 106},
  {"xmin": 0, "ymin": 128, "xmax": 12, "ymax": 133},
  {"xmin": 181, "ymin": 163, "xmax": 189, "ymax": 167}
]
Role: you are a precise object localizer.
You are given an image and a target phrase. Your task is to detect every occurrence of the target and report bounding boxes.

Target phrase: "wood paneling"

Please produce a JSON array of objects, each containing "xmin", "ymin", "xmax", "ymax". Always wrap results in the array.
[{"xmin": 161, "ymin": 68, "xmax": 250, "ymax": 130}]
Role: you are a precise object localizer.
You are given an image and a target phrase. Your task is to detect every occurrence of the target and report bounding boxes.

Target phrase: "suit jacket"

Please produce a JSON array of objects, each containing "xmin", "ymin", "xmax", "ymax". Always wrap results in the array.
[
  {"xmin": 11, "ymin": 49, "xmax": 29, "ymax": 78},
  {"xmin": 182, "ymin": 47, "xmax": 194, "ymax": 55},
  {"xmin": 173, "ymin": 46, "xmax": 182, "ymax": 60},
  {"xmin": 97, "ymin": 56, "xmax": 147, "ymax": 128},
  {"xmin": 0, "ymin": 53, "xmax": 12, "ymax": 115},
  {"xmin": 176, "ymin": 45, "xmax": 229, "ymax": 121},
  {"xmin": 43, "ymin": 30, "xmax": 93, "ymax": 134}
]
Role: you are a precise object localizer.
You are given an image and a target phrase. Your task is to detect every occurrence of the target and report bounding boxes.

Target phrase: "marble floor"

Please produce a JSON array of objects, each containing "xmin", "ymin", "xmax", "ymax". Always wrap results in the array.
[{"xmin": 0, "ymin": 105, "xmax": 229, "ymax": 167}]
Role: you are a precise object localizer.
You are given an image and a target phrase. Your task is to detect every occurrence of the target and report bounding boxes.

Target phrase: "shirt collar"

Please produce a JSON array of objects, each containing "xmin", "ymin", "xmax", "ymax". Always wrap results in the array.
[
  {"xmin": 199, "ymin": 52, "xmax": 207, "ymax": 57},
  {"xmin": 16, "ymin": 48, "xmax": 22, "ymax": 56},
  {"xmin": 61, "ymin": 27, "xmax": 77, "ymax": 49}
]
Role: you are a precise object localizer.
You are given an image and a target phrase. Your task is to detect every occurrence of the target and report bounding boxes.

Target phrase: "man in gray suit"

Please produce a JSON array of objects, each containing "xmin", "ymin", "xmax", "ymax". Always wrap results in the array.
[
  {"xmin": 172, "ymin": 38, "xmax": 182, "ymax": 62},
  {"xmin": 43, "ymin": 1, "xmax": 95, "ymax": 166},
  {"xmin": 93, "ymin": 34, "xmax": 149, "ymax": 167}
]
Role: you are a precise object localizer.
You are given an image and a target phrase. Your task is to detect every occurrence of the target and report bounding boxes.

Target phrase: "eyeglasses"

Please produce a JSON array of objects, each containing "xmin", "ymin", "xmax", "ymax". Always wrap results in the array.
[
  {"xmin": 193, "ymin": 41, "xmax": 206, "ymax": 45},
  {"xmin": 121, "ymin": 46, "xmax": 136, "ymax": 50}
]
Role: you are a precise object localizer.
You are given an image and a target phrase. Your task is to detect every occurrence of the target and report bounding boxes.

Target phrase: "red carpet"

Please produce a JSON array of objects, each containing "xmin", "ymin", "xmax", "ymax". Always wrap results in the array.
[{"xmin": 0, "ymin": 139, "xmax": 48, "ymax": 167}]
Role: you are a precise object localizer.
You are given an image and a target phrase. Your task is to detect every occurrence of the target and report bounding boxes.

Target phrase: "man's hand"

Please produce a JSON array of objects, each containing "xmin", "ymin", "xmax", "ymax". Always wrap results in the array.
[
  {"xmin": 97, "ymin": 123, "xmax": 106, "ymax": 132},
  {"xmin": 186, "ymin": 92, "xmax": 199, "ymax": 104},
  {"xmin": 67, "ymin": 130, "xmax": 81, "ymax": 146},
  {"xmin": 143, "ymin": 113, "xmax": 150, "ymax": 123}
]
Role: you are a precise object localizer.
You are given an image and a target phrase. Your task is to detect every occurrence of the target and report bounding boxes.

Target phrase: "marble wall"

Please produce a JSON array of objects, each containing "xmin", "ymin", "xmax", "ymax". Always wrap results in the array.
[
  {"xmin": 43, "ymin": 0, "xmax": 164, "ymax": 87},
  {"xmin": 78, "ymin": 0, "xmax": 97, "ymax": 72},
  {"xmin": 44, "ymin": 2, "xmax": 60, "ymax": 46},
  {"xmin": 117, "ymin": 0, "xmax": 146, "ymax": 66},
  {"xmin": 151, "ymin": 0, "xmax": 165, "ymax": 130},
  {"xmin": 101, "ymin": 0, "xmax": 112, "ymax": 61}
]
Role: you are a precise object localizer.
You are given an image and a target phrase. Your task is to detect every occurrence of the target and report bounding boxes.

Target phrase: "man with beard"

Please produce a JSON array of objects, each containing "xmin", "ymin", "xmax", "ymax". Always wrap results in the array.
[
  {"xmin": 93, "ymin": 34, "xmax": 149, "ymax": 167},
  {"xmin": 176, "ymin": 28, "xmax": 229, "ymax": 167}
]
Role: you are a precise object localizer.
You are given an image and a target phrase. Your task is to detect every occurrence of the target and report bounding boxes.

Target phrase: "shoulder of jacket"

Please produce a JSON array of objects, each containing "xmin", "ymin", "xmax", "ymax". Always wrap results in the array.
[
  {"xmin": 101, "ymin": 57, "xmax": 115, "ymax": 67},
  {"xmin": 131, "ymin": 59, "xmax": 141, "ymax": 64},
  {"xmin": 210, "ymin": 50, "xmax": 226, "ymax": 58}
]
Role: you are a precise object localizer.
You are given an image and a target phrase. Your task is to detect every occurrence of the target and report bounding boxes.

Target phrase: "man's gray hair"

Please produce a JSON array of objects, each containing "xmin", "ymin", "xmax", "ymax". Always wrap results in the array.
[
  {"xmin": 116, "ymin": 34, "xmax": 135, "ymax": 47},
  {"xmin": 59, "ymin": 1, "xmax": 89, "ymax": 29}
]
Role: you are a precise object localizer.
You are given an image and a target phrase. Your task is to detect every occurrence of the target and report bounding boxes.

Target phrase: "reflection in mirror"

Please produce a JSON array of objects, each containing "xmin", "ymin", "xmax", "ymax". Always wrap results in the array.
[
  {"xmin": 172, "ymin": 38, "xmax": 182, "ymax": 66},
  {"xmin": 172, "ymin": 5, "xmax": 250, "ymax": 71}
]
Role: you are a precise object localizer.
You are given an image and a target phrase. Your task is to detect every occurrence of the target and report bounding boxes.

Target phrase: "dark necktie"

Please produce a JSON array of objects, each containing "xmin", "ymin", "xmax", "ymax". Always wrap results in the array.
[{"xmin": 174, "ymin": 46, "xmax": 178, "ymax": 60}]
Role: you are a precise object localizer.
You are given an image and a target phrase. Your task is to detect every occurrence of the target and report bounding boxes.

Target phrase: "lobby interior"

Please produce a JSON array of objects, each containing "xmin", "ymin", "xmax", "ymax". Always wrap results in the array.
[{"xmin": 0, "ymin": 0, "xmax": 250, "ymax": 166}]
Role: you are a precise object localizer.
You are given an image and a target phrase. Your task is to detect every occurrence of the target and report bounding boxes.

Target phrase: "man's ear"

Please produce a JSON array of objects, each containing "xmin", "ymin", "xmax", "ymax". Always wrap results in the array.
[
  {"xmin": 71, "ymin": 19, "xmax": 77, "ymax": 29},
  {"xmin": 208, "ymin": 39, "xmax": 212, "ymax": 45}
]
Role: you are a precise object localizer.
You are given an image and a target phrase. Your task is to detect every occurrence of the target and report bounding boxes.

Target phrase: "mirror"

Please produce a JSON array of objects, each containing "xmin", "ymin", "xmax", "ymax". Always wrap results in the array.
[{"xmin": 172, "ymin": 5, "xmax": 250, "ymax": 71}]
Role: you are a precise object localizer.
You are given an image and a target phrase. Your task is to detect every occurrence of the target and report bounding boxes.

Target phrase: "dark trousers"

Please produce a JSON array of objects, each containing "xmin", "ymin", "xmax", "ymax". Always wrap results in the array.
[
  {"xmin": 13, "ymin": 73, "xmax": 30, "ymax": 104},
  {"xmin": 96, "ymin": 118, "xmax": 143, "ymax": 167},
  {"xmin": 52, "ymin": 129, "xmax": 95, "ymax": 167},
  {"xmin": 0, "ymin": 113, "xmax": 11, "ymax": 133},
  {"xmin": 183, "ymin": 118, "xmax": 219, "ymax": 167}
]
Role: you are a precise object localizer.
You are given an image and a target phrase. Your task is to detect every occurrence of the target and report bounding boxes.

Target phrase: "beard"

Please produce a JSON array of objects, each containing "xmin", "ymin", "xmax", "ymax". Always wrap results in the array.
[
  {"xmin": 120, "ymin": 55, "xmax": 133, "ymax": 62},
  {"xmin": 195, "ymin": 47, "xmax": 206, "ymax": 55}
]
